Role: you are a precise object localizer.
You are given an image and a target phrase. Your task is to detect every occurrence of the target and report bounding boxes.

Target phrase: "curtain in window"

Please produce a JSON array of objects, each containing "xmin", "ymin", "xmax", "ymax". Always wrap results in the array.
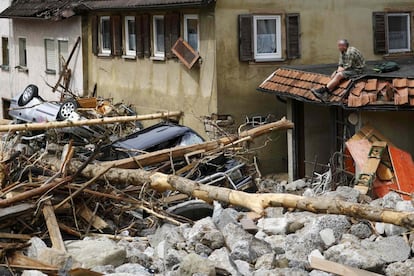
[
  {"xmin": 156, "ymin": 18, "xmax": 165, "ymax": 52},
  {"xmin": 256, "ymin": 19, "xmax": 276, "ymax": 54},
  {"xmin": 187, "ymin": 19, "xmax": 198, "ymax": 51},
  {"xmin": 388, "ymin": 15, "xmax": 409, "ymax": 50},
  {"xmin": 127, "ymin": 19, "xmax": 136, "ymax": 51},
  {"xmin": 102, "ymin": 19, "xmax": 111, "ymax": 50}
]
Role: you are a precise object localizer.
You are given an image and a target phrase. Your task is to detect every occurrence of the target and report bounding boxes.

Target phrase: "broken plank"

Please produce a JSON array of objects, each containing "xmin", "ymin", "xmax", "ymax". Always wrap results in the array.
[
  {"xmin": 78, "ymin": 203, "xmax": 109, "ymax": 231},
  {"xmin": 310, "ymin": 256, "xmax": 382, "ymax": 276},
  {"xmin": 6, "ymin": 252, "xmax": 58, "ymax": 272},
  {"xmin": 0, "ymin": 111, "xmax": 182, "ymax": 133},
  {"xmin": 0, "ymin": 203, "xmax": 35, "ymax": 221},
  {"xmin": 0, "ymin": 232, "xmax": 32, "ymax": 240},
  {"xmin": 43, "ymin": 200, "xmax": 66, "ymax": 252}
]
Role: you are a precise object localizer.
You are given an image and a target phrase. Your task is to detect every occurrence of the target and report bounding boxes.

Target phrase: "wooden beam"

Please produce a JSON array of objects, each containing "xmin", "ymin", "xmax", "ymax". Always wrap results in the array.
[
  {"xmin": 310, "ymin": 257, "xmax": 382, "ymax": 276},
  {"xmin": 0, "ymin": 232, "xmax": 31, "ymax": 240},
  {"xmin": 42, "ymin": 200, "xmax": 66, "ymax": 252},
  {"xmin": 0, "ymin": 111, "xmax": 182, "ymax": 133},
  {"xmin": 77, "ymin": 203, "xmax": 109, "ymax": 231},
  {"xmin": 0, "ymin": 203, "xmax": 35, "ymax": 221}
]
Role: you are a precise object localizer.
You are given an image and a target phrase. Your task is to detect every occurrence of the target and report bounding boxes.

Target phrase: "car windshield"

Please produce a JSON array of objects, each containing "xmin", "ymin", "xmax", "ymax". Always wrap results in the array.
[{"xmin": 178, "ymin": 131, "xmax": 204, "ymax": 147}]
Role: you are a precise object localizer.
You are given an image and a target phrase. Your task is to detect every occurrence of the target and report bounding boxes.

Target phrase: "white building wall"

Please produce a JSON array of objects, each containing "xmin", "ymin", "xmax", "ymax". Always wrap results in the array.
[
  {"xmin": 0, "ymin": 0, "xmax": 12, "ymax": 115},
  {"xmin": 7, "ymin": 16, "xmax": 83, "ymax": 107}
]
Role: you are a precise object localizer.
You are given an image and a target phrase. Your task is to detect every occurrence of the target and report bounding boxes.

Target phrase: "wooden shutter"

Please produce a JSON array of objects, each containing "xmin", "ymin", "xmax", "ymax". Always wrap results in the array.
[
  {"xmin": 165, "ymin": 13, "xmax": 181, "ymax": 59},
  {"xmin": 136, "ymin": 15, "xmax": 144, "ymax": 58},
  {"xmin": 286, "ymin": 14, "xmax": 300, "ymax": 59},
  {"xmin": 142, "ymin": 14, "xmax": 151, "ymax": 58},
  {"xmin": 172, "ymin": 37, "xmax": 200, "ymax": 69},
  {"xmin": 239, "ymin": 14, "xmax": 253, "ymax": 62},
  {"xmin": 373, "ymin": 12, "xmax": 388, "ymax": 54},
  {"xmin": 91, "ymin": 16, "xmax": 98, "ymax": 55},
  {"xmin": 111, "ymin": 15, "xmax": 122, "ymax": 56}
]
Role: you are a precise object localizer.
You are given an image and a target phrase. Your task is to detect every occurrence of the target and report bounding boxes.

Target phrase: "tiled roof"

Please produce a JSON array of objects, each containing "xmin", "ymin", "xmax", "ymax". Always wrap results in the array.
[
  {"xmin": 80, "ymin": 0, "xmax": 214, "ymax": 10},
  {"xmin": 0, "ymin": 0, "xmax": 83, "ymax": 19},
  {"xmin": 258, "ymin": 68, "xmax": 414, "ymax": 109}
]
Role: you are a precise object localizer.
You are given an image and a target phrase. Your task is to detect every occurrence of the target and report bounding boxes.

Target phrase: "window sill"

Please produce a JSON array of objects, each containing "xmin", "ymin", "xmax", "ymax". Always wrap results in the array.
[
  {"xmin": 248, "ymin": 58, "xmax": 286, "ymax": 65},
  {"xmin": 1, "ymin": 65, "xmax": 9, "ymax": 71},
  {"xmin": 383, "ymin": 52, "xmax": 413, "ymax": 59},
  {"xmin": 151, "ymin": 56, "xmax": 166, "ymax": 61},
  {"xmin": 122, "ymin": 55, "xmax": 136, "ymax": 60},
  {"xmin": 98, "ymin": 53, "xmax": 111, "ymax": 58},
  {"xmin": 45, "ymin": 69, "xmax": 56, "ymax": 75},
  {"xmin": 15, "ymin": 66, "xmax": 29, "ymax": 73}
]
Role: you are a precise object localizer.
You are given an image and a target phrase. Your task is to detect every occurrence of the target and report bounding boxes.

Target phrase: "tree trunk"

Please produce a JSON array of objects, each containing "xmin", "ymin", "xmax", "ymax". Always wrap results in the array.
[{"xmin": 0, "ymin": 111, "xmax": 182, "ymax": 133}]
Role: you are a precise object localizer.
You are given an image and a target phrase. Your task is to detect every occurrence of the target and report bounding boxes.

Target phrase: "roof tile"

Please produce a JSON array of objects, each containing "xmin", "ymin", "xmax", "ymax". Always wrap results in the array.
[
  {"xmin": 393, "ymin": 78, "xmax": 408, "ymax": 88},
  {"xmin": 395, "ymin": 88, "xmax": 409, "ymax": 105},
  {"xmin": 365, "ymin": 79, "xmax": 378, "ymax": 91}
]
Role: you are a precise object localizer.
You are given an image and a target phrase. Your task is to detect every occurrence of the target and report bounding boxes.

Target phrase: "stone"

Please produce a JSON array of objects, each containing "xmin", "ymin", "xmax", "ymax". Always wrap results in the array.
[
  {"xmin": 375, "ymin": 222, "xmax": 385, "ymax": 235},
  {"xmin": 253, "ymin": 268, "xmax": 308, "ymax": 276},
  {"xmin": 37, "ymin": 248, "xmax": 72, "ymax": 268},
  {"xmin": 165, "ymin": 248, "xmax": 186, "ymax": 268},
  {"xmin": 255, "ymin": 230, "xmax": 268, "ymax": 241},
  {"xmin": 325, "ymin": 236, "xmax": 411, "ymax": 271},
  {"xmin": 385, "ymin": 259, "xmax": 414, "ymax": 276},
  {"xmin": 350, "ymin": 223, "xmax": 372, "ymax": 239},
  {"xmin": 319, "ymin": 228, "xmax": 336, "ymax": 247},
  {"xmin": 382, "ymin": 192, "xmax": 403, "ymax": 208},
  {"xmin": 324, "ymin": 186, "xmax": 360, "ymax": 203},
  {"xmin": 114, "ymin": 263, "xmax": 151, "ymax": 275},
  {"xmin": 148, "ymin": 223, "xmax": 185, "ymax": 249},
  {"xmin": 307, "ymin": 249, "xmax": 324, "ymax": 264},
  {"xmin": 309, "ymin": 270, "xmax": 334, "ymax": 276},
  {"xmin": 255, "ymin": 253, "xmax": 275, "ymax": 270},
  {"xmin": 91, "ymin": 265, "xmax": 115, "ymax": 274},
  {"xmin": 240, "ymin": 217, "xmax": 258, "ymax": 234},
  {"xmin": 230, "ymin": 239, "xmax": 251, "ymax": 262},
  {"xmin": 212, "ymin": 202, "xmax": 239, "ymax": 231},
  {"xmin": 21, "ymin": 271, "xmax": 47, "ymax": 276},
  {"xmin": 234, "ymin": 260, "xmax": 252, "ymax": 276},
  {"xmin": 312, "ymin": 215, "xmax": 351, "ymax": 240},
  {"xmin": 249, "ymin": 238, "xmax": 272, "ymax": 263},
  {"xmin": 208, "ymin": 248, "xmax": 239, "ymax": 276},
  {"xmin": 264, "ymin": 207, "xmax": 284, "ymax": 218},
  {"xmin": 284, "ymin": 232, "xmax": 323, "ymax": 268},
  {"xmin": 263, "ymin": 235, "xmax": 285, "ymax": 254},
  {"xmin": 285, "ymin": 182, "xmax": 298, "ymax": 191},
  {"xmin": 65, "ymin": 237, "xmax": 126, "ymax": 268},
  {"xmin": 194, "ymin": 242, "xmax": 213, "ymax": 257},
  {"xmin": 384, "ymin": 223, "xmax": 407, "ymax": 236},
  {"xmin": 178, "ymin": 253, "xmax": 216, "ymax": 276},
  {"xmin": 222, "ymin": 222, "xmax": 252, "ymax": 261},
  {"xmin": 395, "ymin": 200, "xmax": 414, "ymax": 212},
  {"xmin": 303, "ymin": 188, "xmax": 315, "ymax": 197},
  {"xmin": 257, "ymin": 218, "xmax": 288, "ymax": 235},
  {"xmin": 286, "ymin": 221, "xmax": 305, "ymax": 234},
  {"xmin": 26, "ymin": 237, "xmax": 47, "ymax": 259},
  {"xmin": 186, "ymin": 216, "xmax": 225, "ymax": 250}
]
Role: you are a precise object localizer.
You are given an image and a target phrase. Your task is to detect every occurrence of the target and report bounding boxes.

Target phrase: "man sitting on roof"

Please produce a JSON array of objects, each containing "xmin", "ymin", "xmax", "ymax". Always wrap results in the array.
[{"xmin": 311, "ymin": 39, "xmax": 365, "ymax": 100}]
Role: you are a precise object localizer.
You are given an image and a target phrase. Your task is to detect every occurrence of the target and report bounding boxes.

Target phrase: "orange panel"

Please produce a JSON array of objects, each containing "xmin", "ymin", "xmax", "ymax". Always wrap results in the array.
[
  {"xmin": 365, "ymin": 79, "xmax": 378, "ymax": 91},
  {"xmin": 388, "ymin": 145, "xmax": 414, "ymax": 200}
]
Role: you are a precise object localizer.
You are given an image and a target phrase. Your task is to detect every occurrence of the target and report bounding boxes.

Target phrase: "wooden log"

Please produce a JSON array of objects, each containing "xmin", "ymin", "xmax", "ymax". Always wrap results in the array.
[
  {"xmin": 0, "ymin": 232, "xmax": 32, "ymax": 240},
  {"xmin": 103, "ymin": 117, "xmax": 294, "ymax": 169},
  {"xmin": 0, "ymin": 203, "xmax": 35, "ymax": 221},
  {"xmin": 77, "ymin": 203, "xmax": 109, "ymax": 231},
  {"xmin": 42, "ymin": 200, "xmax": 66, "ymax": 252},
  {"xmin": 0, "ymin": 111, "xmax": 182, "ymax": 133}
]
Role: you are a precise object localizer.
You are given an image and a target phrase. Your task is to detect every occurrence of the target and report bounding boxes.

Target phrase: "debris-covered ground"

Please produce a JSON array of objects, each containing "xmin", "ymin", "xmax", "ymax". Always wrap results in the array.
[{"xmin": 0, "ymin": 86, "xmax": 413, "ymax": 275}]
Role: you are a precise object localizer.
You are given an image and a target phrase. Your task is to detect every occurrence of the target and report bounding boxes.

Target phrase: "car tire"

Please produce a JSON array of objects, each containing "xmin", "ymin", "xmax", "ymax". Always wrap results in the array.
[
  {"xmin": 17, "ymin": 85, "xmax": 39, "ymax": 106},
  {"xmin": 57, "ymin": 99, "xmax": 79, "ymax": 121},
  {"xmin": 166, "ymin": 200, "xmax": 213, "ymax": 220}
]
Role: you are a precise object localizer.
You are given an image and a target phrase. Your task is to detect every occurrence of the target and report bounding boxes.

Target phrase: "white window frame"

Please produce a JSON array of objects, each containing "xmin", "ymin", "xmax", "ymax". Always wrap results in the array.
[
  {"xmin": 44, "ymin": 38, "xmax": 57, "ymax": 74},
  {"xmin": 18, "ymin": 37, "xmax": 27, "ymax": 67},
  {"xmin": 124, "ymin": 16, "xmax": 136, "ymax": 56},
  {"xmin": 253, "ymin": 15, "xmax": 282, "ymax": 61},
  {"xmin": 184, "ymin": 14, "xmax": 199, "ymax": 52},
  {"xmin": 153, "ymin": 15, "xmax": 165, "ymax": 58},
  {"xmin": 387, "ymin": 13, "xmax": 411, "ymax": 53},
  {"xmin": 100, "ymin": 16, "xmax": 111, "ymax": 55}
]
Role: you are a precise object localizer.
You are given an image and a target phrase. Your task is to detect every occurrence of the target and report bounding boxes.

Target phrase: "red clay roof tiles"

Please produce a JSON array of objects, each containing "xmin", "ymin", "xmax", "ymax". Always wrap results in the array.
[{"xmin": 258, "ymin": 68, "xmax": 414, "ymax": 108}]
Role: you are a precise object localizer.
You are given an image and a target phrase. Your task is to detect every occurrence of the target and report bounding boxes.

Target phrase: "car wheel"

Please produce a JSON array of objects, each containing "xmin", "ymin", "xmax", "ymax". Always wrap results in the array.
[
  {"xmin": 17, "ymin": 85, "xmax": 39, "ymax": 106},
  {"xmin": 57, "ymin": 99, "xmax": 79, "ymax": 120},
  {"xmin": 166, "ymin": 200, "xmax": 213, "ymax": 220}
]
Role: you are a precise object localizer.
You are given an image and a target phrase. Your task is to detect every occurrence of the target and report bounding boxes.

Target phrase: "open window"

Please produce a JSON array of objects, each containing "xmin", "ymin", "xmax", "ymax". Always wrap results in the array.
[
  {"xmin": 125, "ymin": 16, "xmax": 136, "ymax": 56},
  {"xmin": 153, "ymin": 15, "xmax": 165, "ymax": 58},
  {"xmin": 184, "ymin": 14, "xmax": 199, "ymax": 52},
  {"xmin": 373, "ymin": 12, "xmax": 412, "ymax": 54}
]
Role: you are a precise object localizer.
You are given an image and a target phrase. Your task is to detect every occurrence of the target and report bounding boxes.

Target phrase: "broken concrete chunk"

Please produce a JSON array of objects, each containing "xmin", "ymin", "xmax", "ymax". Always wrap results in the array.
[
  {"xmin": 65, "ymin": 237, "xmax": 127, "ymax": 268},
  {"xmin": 148, "ymin": 223, "xmax": 185, "ymax": 249},
  {"xmin": 178, "ymin": 253, "xmax": 216, "ymax": 276},
  {"xmin": 114, "ymin": 263, "xmax": 151, "ymax": 276},
  {"xmin": 212, "ymin": 202, "xmax": 239, "ymax": 231},
  {"xmin": 186, "ymin": 216, "xmax": 225, "ymax": 250},
  {"xmin": 324, "ymin": 186, "xmax": 360, "ymax": 203},
  {"xmin": 234, "ymin": 259, "xmax": 252, "ymax": 276},
  {"xmin": 254, "ymin": 253, "xmax": 275, "ymax": 270},
  {"xmin": 21, "ymin": 271, "xmax": 47, "ymax": 276},
  {"xmin": 385, "ymin": 259, "xmax": 414, "ymax": 276},
  {"xmin": 252, "ymin": 267, "xmax": 308, "ymax": 276},
  {"xmin": 208, "ymin": 247, "xmax": 239, "ymax": 276},
  {"xmin": 350, "ymin": 223, "xmax": 372, "ymax": 239},
  {"xmin": 257, "ymin": 217, "xmax": 288, "ymax": 235},
  {"xmin": 319, "ymin": 228, "xmax": 336, "ymax": 247}
]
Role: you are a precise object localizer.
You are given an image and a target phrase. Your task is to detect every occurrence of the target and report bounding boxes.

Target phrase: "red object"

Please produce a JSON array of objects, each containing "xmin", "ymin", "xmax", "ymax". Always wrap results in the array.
[{"xmin": 387, "ymin": 146, "xmax": 414, "ymax": 200}]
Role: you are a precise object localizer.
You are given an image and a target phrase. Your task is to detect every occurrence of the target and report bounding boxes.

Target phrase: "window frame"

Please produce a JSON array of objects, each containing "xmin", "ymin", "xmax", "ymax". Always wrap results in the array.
[
  {"xmin": 1, "ymin": 37, "xmax": 9, "ymax": 70},
  {"xmin": 99, "ymin": 16, "xmax": 111, "ymax": 55},
  {"xmin": 18, "ymin": 37, "xmax": 27, "ymax": 67},
  {"xmin": 253, "ymin": 15, "xmax": 282, "ymax": 61},
  {"xmin": 44, "ymin": 38, "xmax": 57, "ymax": 74},
  {"xmin": 183, "ymin": 14, "xmax": 199, "ymax": 52},
  {"xmin": 124, "ymin": 16, "xmax": 136, "ymax": 57},
  {"xmin": 58, "ymin": 39, "xmax": 69, "ymax": 73},
  {"xmin": 153, "ymin": 15, "xmax": 165, "ymax": 58},
  {"xmin": 387, "ymin": 13, "xmax": 411, "ymax": 53}
]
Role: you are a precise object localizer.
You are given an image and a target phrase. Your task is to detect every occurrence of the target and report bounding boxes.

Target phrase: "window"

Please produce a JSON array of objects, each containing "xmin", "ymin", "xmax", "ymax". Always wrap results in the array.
[
  {"xmin": 125, "ymin": 16, "xmax": 136, "ymax": 56},
  {"xmin": 253, "ymin": 15, "xmax": 282, "ymax": 61},
  {"xmin": 238, "ymin": 14, "xmax": 300, "ymax": 62},
  {"xmin": 153, "ymin": 15, "xmax": 165, "ymax": 58},
  {"xmin": 184, "ymin": 14, "xmax": 199, "ymax": 51},
  {"xmin": 58, "ymin": 40, "xmax": 68, "ymax": 72},
  {"xmin": 100, "ymin": 16, "xmax": 111, "ymax": 54},
  {"xmin": 45, "ymin": 39, "xmax": 56, "ymax": 74},
  {"xmin": 388, "ymin": 14, "xmax": 410, "ymax": 52},
  {"xmin": 1, "ymin": 37, "xmax": 9, "ymax": 70},
  {"xmin": 18, "ymin": 38, "xmax": 27, "ymax": 67},
  {"xmin": 373, "ymin": 12, "xmax": 411, "ymax": 54}
]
